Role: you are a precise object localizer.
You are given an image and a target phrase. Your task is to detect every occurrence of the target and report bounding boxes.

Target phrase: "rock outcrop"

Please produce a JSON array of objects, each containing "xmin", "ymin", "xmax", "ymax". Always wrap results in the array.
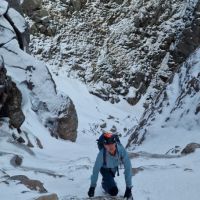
[
  {"xmin": 181, "ymin": 143, "xmax": 200, "ymax": 155},
  {"xmin": 45, "ymin": 97, "xmax": 78, "ymax": 141},
  {"xmin": 21, "ymin": 0, "xmax": 42, "ymax": 15},
  {"xmin": 127, "ymin": 47, "xmax": 200, "ymax": 147},
  {"xmin": 126, "ymin": 0, "xmax": 200, "ymax": 147},
  {"xmin": 9, "ymin": 175, "xmax": 47, "ymax": 193},
  {"xmin": 56, "ymin": 98, "xmax": 78, "ymax": 141},
  {"xmin": 0, "ymin": 57, "xmax": 25, "ymax": 129},
  {"xmin": 0, "ymin": 0, "xmax": 78, "ymax": 141}
]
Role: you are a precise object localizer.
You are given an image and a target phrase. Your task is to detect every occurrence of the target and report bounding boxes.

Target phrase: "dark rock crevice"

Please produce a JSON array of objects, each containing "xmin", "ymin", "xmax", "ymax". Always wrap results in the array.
[
  {"xmin": 4, "ymin": 0, "xmax": 30, "ymax": 52},
  {"xmin": 4, "ymin": 11, "xmax": 24, "ymax": 50},
  {"xmin": 0, "ymin": 37, "xmax": 16, "ymax": 48}
]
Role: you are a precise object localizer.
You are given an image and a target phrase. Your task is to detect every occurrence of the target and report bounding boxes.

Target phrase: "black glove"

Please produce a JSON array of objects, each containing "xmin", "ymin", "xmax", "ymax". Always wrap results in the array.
[
  {"xmin": 124, "ymin": 187, "xmax": 132, "ymax": 199},
  {"xmin": 88, "ymin": 187, "xmax": 95, "ymax": 197}
]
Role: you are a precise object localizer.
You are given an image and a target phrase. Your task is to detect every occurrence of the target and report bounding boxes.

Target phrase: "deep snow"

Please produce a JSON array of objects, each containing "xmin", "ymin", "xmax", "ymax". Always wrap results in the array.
[{"xmin": 1, "ymin": 0, "xmax": 200, "ymax": 199}]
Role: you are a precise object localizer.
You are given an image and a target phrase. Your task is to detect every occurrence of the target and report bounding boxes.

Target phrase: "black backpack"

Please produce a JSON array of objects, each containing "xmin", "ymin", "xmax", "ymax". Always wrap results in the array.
[{"xmin": 97, "ymin": 133, "xmax": 121, "ymax": 151}]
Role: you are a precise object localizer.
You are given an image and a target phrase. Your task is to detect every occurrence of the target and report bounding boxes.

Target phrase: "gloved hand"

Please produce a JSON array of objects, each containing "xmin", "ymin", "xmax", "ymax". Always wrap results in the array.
[
  {"xmin": 124, "ymin": 187, "xmax": 132, "ymax": 199},
  {"xmin": 88, "ymin": 186, "xmax": 95, "ymax": 197}
]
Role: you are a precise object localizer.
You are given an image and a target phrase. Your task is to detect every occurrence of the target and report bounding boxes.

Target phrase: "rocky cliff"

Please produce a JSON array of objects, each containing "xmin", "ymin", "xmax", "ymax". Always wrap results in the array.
[
  {"xmin": 127, "ymin": 47, "xmax": 200, "ymax": 147},
  {"xmin": 0, "ymin": 0, "xmax": 78, "ymax": 142},
  {"xmin": 127, "ymin": 0, "xmax": 200, "ymax": 147},
  {"xmin": 28, "ymin": 0, "xmax": 199, "ymax": 106},
  {"xmin": 0, "ymin": 57, "xmax": 25, "ymax": 129},
  {"xmin": 24, "ymin": 0, "xmax": 200, "ymax": 147}
]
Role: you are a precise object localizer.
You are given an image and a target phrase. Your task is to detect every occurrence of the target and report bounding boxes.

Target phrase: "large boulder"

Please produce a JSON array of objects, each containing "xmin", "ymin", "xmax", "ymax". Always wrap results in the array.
[
  {"xmin": 56, "ymin": 98, "xmax": 78, "ymax": 141},
  {"xmin": 42, "ymin": 96, "xmax": 78, "ymax": 141},
  {"xmin": 181, "ymin": 143, "xmax": 200, "ymax": 155}
]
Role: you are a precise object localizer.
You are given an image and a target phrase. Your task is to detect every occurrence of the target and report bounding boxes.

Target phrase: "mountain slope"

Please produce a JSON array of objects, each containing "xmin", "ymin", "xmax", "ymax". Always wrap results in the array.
[
  {"xmin": 28, "ymin": 0, "xmax": 199, "ymax": 105},
  {"xmin": 1, "ymin": 0, "xmax": 200, "ymax": 200},
  {"xmin": 128, "ymin": 48, "xmax": 200, "ymax": 148}
]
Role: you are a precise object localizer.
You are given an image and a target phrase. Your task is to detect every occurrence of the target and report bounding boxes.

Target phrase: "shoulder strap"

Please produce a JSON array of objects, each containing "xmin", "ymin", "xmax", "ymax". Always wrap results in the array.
[
  {"xmin": 116, "ymin": 144, "xmax": 124, "ymax": 164},
  {"xmin": 103, "ymin": 148, "xmax": 107, "ymax": 166}
]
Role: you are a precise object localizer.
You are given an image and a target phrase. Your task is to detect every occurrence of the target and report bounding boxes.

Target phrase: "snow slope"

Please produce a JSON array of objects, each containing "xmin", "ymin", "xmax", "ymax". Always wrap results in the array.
[
  {"xmin": 0, "ymin": 72, "xmax": 142, "ymax": 199},
  {"xmin": 1, "ymin": 58, "xmax": 200, "ymax": 200},
  {"xmin": 1, "ymin": 1, "xmax": 200, "ymax": 200}
]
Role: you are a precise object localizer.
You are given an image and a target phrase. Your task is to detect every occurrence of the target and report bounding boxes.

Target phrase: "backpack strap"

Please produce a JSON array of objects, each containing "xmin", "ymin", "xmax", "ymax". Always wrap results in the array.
[
  {"xmin": 103, "ymin": 148, "xmax": 107, "ymax": 166},
  {"xmin": 116, "ymin": 145, "xmax": 120, "ymax": 176}
]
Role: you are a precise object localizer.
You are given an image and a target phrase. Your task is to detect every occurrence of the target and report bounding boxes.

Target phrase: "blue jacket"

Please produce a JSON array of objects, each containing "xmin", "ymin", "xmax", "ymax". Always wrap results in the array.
[{"xmin": 90, "ymin": 143, "xmax": 132, "ymax": 188}]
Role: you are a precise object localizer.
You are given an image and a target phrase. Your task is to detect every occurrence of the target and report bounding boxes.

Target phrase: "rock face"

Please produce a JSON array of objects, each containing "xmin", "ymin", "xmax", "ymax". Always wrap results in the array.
[
  {"xmin": 56, "ymin": 98, "xmax": 78, "ymax": 141},
  {"xmin": 127, "ymin": 47, "xmax": 200, "ymax": 147},
  {"xmin": 181, "ymin": 143, "xmax": 200, "ymax": 155},
  {"xmin": 121, "ymin": 0, "xmax": 200, "ymax": 147},
  {"xmin": 0, "ymin": 58, "xmax": 25, "ymax": 129},
  {"xmin": 29, "ymin": 0, "xmax": 199, "ymax": 105}
]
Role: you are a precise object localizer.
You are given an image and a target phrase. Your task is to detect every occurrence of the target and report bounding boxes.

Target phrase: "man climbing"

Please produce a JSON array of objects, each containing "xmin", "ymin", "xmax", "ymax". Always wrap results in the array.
[{"xmin": 88, "ymin": 132, "xmax": 133, "ymax": 199}]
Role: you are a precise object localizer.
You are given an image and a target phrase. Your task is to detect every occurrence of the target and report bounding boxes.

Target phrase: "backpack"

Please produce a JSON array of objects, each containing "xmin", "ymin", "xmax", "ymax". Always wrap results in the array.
[{"xmin": 97, "ymin": 133, "xmax": 121, "ymax": 151}]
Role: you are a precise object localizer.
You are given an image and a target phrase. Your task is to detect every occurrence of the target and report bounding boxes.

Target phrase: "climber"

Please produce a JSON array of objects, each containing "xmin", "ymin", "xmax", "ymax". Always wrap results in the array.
[{"xmin": 88, "ymin": 132, "xmax": 133, "ymax": 199}]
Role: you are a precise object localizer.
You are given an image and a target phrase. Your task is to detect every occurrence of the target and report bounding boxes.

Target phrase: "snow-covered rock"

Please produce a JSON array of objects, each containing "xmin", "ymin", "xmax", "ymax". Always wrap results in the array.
[
  {"xmin": 0, "ymin": 0, "xmax": 8, "ymax": 16},
  {"xmin": 0, "ymin": 57, "xmax": 25, "ymax": 129},
  {"xmin": 7, "ymin": 8, "xmax": 26, "ymax": 33},
  {"xmin": 0, "ymin": 2, "xmax": 78, "ymax": 141},
  {"xmin": 127, "ymin": 48, "xmax": 200, "ymax": 147}
]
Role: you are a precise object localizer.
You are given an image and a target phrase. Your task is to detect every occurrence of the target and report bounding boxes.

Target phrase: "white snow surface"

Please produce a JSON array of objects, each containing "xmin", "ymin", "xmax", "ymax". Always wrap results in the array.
[
  {"xmin": 0, "ymin": 2, "xmax": 200, "ymax": 200},
  {"xmin": 1, "ymin": 52, "xmax": 200, "ymax": 200},
  {"xmin": 7, "ymin": 8, "xmax": 26, "ymax": 33},
  {"xmin": 0, "ymin": 0, "xmax": 8, "ymax": 16},
  {"xmin": 1, "ymin": 55, "xmax": 200, "ymax": 200}
]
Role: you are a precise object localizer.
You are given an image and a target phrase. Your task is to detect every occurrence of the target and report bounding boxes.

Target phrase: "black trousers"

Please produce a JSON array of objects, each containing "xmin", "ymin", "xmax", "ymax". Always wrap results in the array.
[{"xmin": 100, "ymin": 167, "xmax": 118, "ymax": 196}]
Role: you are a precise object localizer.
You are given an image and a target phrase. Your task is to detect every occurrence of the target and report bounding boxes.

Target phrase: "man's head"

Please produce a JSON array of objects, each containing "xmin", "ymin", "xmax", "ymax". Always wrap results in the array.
[{"xmin": 103, "ymin": 132, "xmax": 116, "ymax": 155}]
